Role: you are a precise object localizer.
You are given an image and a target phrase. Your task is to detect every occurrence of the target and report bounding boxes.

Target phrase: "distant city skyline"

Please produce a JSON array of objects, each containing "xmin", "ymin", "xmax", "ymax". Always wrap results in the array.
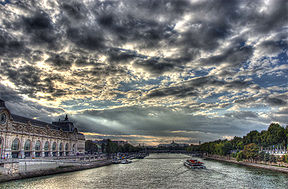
[{"xmin": 0, "ymin": 0, "xmax": 287, "ymax": 146}]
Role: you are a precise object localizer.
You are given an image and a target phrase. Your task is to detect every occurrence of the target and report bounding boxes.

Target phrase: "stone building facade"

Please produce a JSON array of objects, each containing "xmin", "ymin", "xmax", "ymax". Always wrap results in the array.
[{"xmin": 0, "ymin": 99, "xmax": 85, "ymax": 159}]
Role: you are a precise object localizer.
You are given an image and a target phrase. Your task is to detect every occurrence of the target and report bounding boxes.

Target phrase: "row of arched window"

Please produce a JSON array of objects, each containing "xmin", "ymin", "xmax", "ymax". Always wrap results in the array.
[
  {"xmin": 0, "ymin": 138, "xmax": 76, "ymax": 158},
  {"xmin": 11, "ymin": 138, "xmax": 72, "ymax": 152}
]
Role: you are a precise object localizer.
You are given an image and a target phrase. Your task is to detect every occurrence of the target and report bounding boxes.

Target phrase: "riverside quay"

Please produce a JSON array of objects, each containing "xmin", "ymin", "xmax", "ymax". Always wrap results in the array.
[{"xmin": 0, "ymin": 99, "xmax": 85, "ymax": 159}]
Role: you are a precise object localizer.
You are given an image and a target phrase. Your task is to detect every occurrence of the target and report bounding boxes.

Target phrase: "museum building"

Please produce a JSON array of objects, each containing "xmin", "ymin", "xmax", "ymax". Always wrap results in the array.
[{"xmin": 0, "ymin": 99, "xmax": 85, "ymax": 159}]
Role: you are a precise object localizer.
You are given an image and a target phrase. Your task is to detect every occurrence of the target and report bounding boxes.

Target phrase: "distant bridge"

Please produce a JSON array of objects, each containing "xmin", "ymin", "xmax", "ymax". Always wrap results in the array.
[{"xmin": 146, "ymin": 149, "xmax": 202, "ymax": 155}]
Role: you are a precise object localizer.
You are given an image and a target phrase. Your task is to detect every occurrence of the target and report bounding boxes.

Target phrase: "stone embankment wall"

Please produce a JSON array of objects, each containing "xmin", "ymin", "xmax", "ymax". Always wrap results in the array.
[
  {"xmin": 204, "ymin": 155, "xmax": 288, "ymax": 174},
  {"xmin": 204, "ymin": 154, "xmax": 288, "ymax": 167},
  {"xmin": 0, "ymin": 159, "xmax": 112, "ymax": 183}
]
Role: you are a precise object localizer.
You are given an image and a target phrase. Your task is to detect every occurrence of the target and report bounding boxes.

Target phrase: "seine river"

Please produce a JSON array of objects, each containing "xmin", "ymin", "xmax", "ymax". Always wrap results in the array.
[{"xmin": 1, "ymin": 153, "xmax": 288, "ymax": 189}]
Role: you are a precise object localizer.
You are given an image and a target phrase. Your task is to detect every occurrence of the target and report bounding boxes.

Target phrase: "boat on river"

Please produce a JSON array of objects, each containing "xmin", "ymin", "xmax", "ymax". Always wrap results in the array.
[
  {"xmin": 120, "ymin": 159, "xmax": 132, "ymax": 164},
  {"xmin": 184, "ymin": 159, "xmax": 206, "ymax": 169},
  {"xmin": 112, "ymin": 159, "xmax": 121, "ymax": 164}
]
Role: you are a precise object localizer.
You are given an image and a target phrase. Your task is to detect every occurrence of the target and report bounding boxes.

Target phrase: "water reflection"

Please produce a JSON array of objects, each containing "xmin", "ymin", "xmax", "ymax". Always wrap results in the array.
[{"xmin": 0, "ymin": 153, "xmax": 288, "ymax": 189}]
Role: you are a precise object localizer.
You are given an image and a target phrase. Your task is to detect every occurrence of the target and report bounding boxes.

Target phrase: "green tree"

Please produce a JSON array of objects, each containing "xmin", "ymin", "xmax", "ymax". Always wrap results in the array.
[
  {"xmin": 270, "ymin": 155, "xmax": 276, "ymax": 163},
  {"xmin": 222, "ymin": 141, "xmax": 233, "ymax": 155},
  {"xmin": 236, "ymin": 151, "xmax": 243, "ymax": 162},
  {"xmin": 267, "ymin": 123, "xmax": 285, "ymax": 145},
  {"xmin": 283, "ymin": 155, "xmax": 288, "ymax": 163},
  {"xmin": 264, "ymin": 153, "xmax": 270, "ymax": 162},
  {"xmin": 85, "ymin": 140, "xmax": 98, "ymax": 154},
  {"xmin": 243, "ymin": 143, "xmax": 259, "ymax": 160},
  {"xmin": 106, "ymin": 139, "xmax": 120, "ymax": 154},
  {"xmin": 258, "ymin": 151, "xmax": 265, "ymax": 161},
  {"xmin": 243, "ymin": 130, "xmax": 260, "ymax": 145}
]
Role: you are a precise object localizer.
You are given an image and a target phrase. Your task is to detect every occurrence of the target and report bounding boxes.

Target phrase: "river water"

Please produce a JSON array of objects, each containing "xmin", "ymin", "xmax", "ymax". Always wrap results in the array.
[{"xmin": 1, "ymin": 153, "xmax": 288, "ymax": 189}]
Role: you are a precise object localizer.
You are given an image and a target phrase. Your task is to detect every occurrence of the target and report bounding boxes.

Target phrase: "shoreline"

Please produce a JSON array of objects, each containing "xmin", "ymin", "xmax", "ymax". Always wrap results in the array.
[
  {"xmin": 0, "ymin": 160, "xmax": 113, "ymax": 183},
  {"xmin": 204, "ymin": 156, "xmax": 288, "ymax": 174}
]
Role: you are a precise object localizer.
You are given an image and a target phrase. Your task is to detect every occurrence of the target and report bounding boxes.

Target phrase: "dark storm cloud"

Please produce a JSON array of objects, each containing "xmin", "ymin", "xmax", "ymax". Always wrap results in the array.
[
  {"xmin": 93, "ymin": 0, "xmax": 184, "ymax": 46},
  {"xmin": 2, "ymin": 65, "xmax": 41, "ymax": 90},
  {"xmin": 97, "ymin": 14, "xmax": 177, "ymax": 48},
  {"xmin": 259, "ymin": 39, "xmax": 287, "ymax": 55},
  {"xmin": 178, "ymin": 22, "xmax": 229, "ymax": 52},
  {"xmin": 1, "ymin": 0, "xmax": 287, "ymax": 75},
  {"xmin": 146, "ymin": 76, "xmax": 251, "ymax": 99},
  {"xmin": 134, "ymin": 0, "xmax": 191, "ymax": 16},
  {"xmin": 265, "ymin": 97, "xmax": 287, "ymax": 107},
  {"xmin": 232, "ymin": 93, "xmax": 288, "ymax": 108},
  {"xmin": 66, "ymin": 27, "xmax": 105, "ymax": 51},
  {"xmin": 269, "ymin": 107, "xmax": 288, "ymax": 125},
  {"xmin": 61, "ymin": 1, "xmax": 87, "ymax": 20},
  {"xmin": 72, "ymin": 64, "xmax": 127, "ymax": 78},
  {"xmin": 201, "ymin": 45, "xmax": 254, "ymax": 67},
  {"xmin": 21, "ymin": 11, "xmax": 61, "ymax": 49},
  {"xmin": 0, "ymin": 63, "xmax": 65, "ymax": 99},
  {"xmin": 171, "ymin": 0, "xmax": 241, "ymax": 60},
  {"xmin": 252, "ymin": 0, "xmax": 288, "ymax": 34},
  {"xmin": 233, "ymin": 97, "xmax": 256, "ymax": 104},
  {"xmin": 45, "ymin": 53, "xmax": 73, "ymax": 70},
  {"xmin": 107, "ymin": 49, "xmax": 145, "ymax": 64},
  {"xmin": 225, "ymin": 111, "xmax": 258, "ymax": 119},
  {"xmin": 0, "ymin": 84, "xmax": 23, "ymax": 103},
  {"xmin": 0, "ymin": 30, "xmax": 27, "ymax": 57},
  {"xmin": 134, "ymin": 58, "xmax": 175, "ymax": 75}
]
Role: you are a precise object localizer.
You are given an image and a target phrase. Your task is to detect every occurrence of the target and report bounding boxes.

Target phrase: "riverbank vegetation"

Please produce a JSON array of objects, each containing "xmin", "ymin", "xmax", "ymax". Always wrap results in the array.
[
  {"xmin": 85, "ymin": 139, "xmax": 142, "ymax": 154},
  {"xmin": 187, "ymin": 123, "xmax": 288, "ymax": 164}
]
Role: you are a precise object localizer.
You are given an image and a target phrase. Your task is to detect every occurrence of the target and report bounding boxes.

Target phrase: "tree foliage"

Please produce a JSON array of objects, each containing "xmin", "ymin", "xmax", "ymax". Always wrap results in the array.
[
  {"xmin": 243, "ymin": 143, "xmax": 259, "ymax": 159},
  {"xmin": 197, "ymin": 123, "xmax": 288, "ymax": 162},
  {"xmin": 85, "ymin": 140, "xmax": 98, "ymax": 154}
]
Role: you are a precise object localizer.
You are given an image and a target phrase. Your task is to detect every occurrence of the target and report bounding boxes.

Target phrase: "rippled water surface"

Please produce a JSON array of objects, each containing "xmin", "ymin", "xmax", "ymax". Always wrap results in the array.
[{"xmin": 1, "ymin": 153, "xmax": 288, "ymax": 189}]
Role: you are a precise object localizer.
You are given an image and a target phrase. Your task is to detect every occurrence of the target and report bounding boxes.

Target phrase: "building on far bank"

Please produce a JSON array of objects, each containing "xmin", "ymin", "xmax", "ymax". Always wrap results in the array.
[
  {"xmin": 158, "ymin": 141, "xmax": 189, "ymax": 148},
  {"xmin": 113, "ymin": 140, "xmax": 128, "ymax": 146},
  {"xmin": 0, "ymin": 99, "xmax": 85, "ymax": 159}
]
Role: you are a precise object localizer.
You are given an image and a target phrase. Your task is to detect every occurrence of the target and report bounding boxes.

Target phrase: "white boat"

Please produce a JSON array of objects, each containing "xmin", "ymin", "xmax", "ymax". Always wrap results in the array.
[
  {"xmin": 112, "ymin": 159, "xmax": 121, "ymax": 164},
  {"xmin": 120, "ymin": 159, "xmax": 132, "ymax": 164},
  {"xmin": 184, "ymin": 159, "xmax": 206, "ymax": 169}
]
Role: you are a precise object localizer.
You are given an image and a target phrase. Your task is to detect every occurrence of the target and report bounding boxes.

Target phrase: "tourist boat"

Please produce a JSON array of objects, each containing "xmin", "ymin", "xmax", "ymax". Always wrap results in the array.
[
  {"xmin": 184, "ymin": 159, "xmax": 206, "ymax": 169},
  {"xmin": 112, "ymin": 159, "xmax": 121, "ymax": 164},
  {"xmin": 120, "ymin": 159, "xmax": 132, "ymax": 164}
]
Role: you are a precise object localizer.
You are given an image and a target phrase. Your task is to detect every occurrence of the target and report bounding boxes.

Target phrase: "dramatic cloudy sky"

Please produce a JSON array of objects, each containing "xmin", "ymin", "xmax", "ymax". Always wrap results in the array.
[{"xmin": 0, "ymin": 0, "xmax": 287, "ymax": 145}]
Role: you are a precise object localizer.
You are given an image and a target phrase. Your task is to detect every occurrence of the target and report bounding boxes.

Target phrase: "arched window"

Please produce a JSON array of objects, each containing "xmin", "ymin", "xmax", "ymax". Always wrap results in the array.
[
  {"xmin": 52, "ymin": 142, "xmax": 57, "ymax": 151},
  {"xmin": 65, "ymin": 143, "xmax": 69, "ymax": 151},
  {"xmin": 73, "ymin": 144, "xmax": 76, "ymax": 152},
  {"xmin": 44, "ymin": 141, "xmax": 49, "ymax": 151},
  {"xmin": 35, "ymin": 140, "xmax": 41, "ymax": 151},
  {"xmin": 59, "ymin": 143, "xmax": 63, "ymax": 151},
  {"xmin": 24, "ymin": 140, "xmax": 31, "ymax": 151},
  {"xmin": 11, "ymin": 138, "xmax": 20, "ymax": 151}
]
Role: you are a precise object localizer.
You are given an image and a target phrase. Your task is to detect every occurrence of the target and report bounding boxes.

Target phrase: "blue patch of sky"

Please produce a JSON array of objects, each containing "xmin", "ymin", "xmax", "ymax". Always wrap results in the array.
[
  {"xmin": 252, "ymin": 74, "xmax": 287, "ymax": 88},
  {"xmin": 197, "ymin": 92, "xmax": 229, "ymax": 104},
  {"xmin": 251, "ymin": 53, "xmax": 288, "ymax": 88},
  {"xmin": 212, "ymin": 105, "xmax": 271, "ymax": 117},
  {"xmin": 116, "ymin": 77, "xmax": 166, "ymax": 92},
  {"xmin": 0, "ymin": 0, "xmax": 10, "ymax": 5},
  {"xmin": 238, "ymin": 106, "xmax": 272, "ymax": 113},
  {"xmin": 208, "ymin": 108, "xmax": 230, "ymax": 116},
  {"xmin": 181, "ymin": 67, "xmax": 212, "ymax": 81},
  {"xmin": 116, "ymin": 93, "xmax": 125, "ymax": 99}
]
